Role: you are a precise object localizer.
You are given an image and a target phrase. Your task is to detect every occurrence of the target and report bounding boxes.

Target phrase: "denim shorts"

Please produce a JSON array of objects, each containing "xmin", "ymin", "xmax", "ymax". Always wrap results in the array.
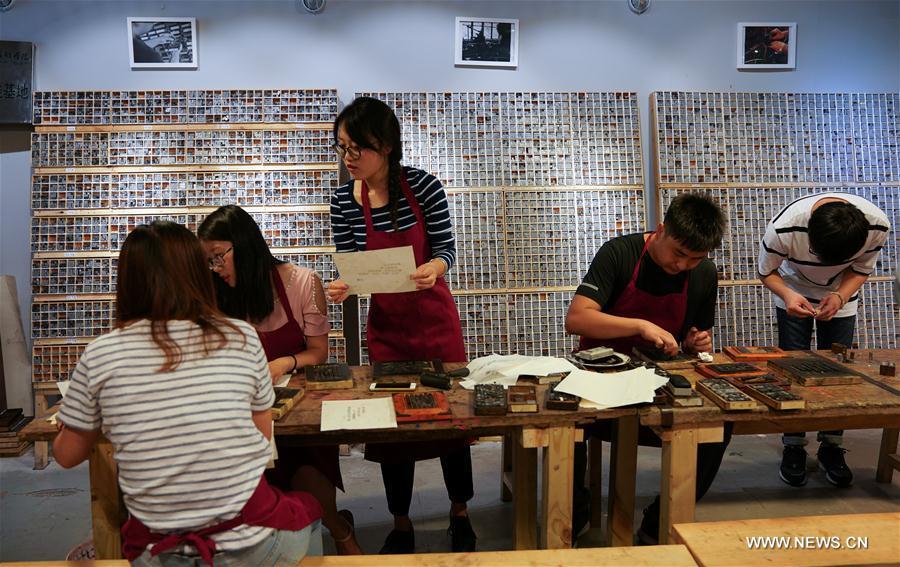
[{"xmin": 131, "ymin": 521, "xmax": 322, "ymax": 567}]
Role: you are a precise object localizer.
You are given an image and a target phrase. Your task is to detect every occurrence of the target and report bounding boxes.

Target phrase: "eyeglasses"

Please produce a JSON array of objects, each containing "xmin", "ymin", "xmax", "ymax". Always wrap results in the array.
[
  {"xmin": 208, "ymin": 247, "xmax": 232, "ymax": 270},
  {"xmin": 332, "ymin": 143, "xmax": 362, "ymax": 160}
]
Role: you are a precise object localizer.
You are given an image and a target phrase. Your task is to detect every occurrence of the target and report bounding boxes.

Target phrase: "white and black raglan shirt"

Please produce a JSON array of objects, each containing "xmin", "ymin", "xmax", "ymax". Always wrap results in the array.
[{"xmin": 758, "ymin": 192, "xmax": 890, "ymax": 318}]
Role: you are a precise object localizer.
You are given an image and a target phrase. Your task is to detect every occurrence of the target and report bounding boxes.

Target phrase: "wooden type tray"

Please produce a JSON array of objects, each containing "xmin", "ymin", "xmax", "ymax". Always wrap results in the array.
[
  {"xmin": 272, "ymin": 387, "xmax": 305, "ymax": 420},
  {"xmin": 632, "ymin": 345, "xmax": 698, "ymax": 370},
  {"xmin": 742, "ymin": 383, "xmax": 806, "ymax": 410},
  {"xmin": 508, "ymin": 385, "xmax": 538, "ymax": 413},
  {"xmin": 392, "ymin": 391, "xmax": 452, "ymax": 423},
  {"xmin": 373, "ymin": 360, "xmax": 443, "ymax": 381},
  {"xmin": 546, "ymin": 381, "xmax": 580, "ymax": 411},
  {"xmin": 696, "ymin": 362, "xmax": 767, "ymax": 380},
  {"xmin": 474, "ymin": 384, "xmax": 508, "ymax": 416},
  {"xmin": 696, "ymin": 378, "xmax": 758, "ymax": 411},
  {"xmin": 767, "ymin": 355, "xmax": 864, "ymax": 386},
  {"xmin": 305, "ymin": 363, "xmax": 353, "ymax": 390},
  {"xmin": 724, "ymin": 346, "xmax": 788, "ymax": 361}
]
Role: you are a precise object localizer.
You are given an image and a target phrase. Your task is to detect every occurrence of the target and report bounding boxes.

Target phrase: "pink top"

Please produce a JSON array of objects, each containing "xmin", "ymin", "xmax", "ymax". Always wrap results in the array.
[{"xmin": 253, "ymin": 264, "xmax": 330, "ymax": 337}]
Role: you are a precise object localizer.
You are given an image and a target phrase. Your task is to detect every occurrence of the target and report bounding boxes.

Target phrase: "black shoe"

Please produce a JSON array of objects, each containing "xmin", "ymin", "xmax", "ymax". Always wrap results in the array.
[
  {"xmin": 572, "ymin": 487, "xmax": 591, "ymax": 540},
  {"xmin": 817, "ymin": 444, "xmax": 853, "ymax": 487},
  {"xmin": 779, "ymin": 445, "xmax": 808, "ymax": 487},
  {"xmin": 448, "ymin": 515, "xmax": 477, "ymax": 552},
  {"xmin": 379, "ymin": 529, "xmax": 415, "ymax": 554},
  {"xmin": 636, "ymin": 508, "xmax": 659, "ymax": 546}
]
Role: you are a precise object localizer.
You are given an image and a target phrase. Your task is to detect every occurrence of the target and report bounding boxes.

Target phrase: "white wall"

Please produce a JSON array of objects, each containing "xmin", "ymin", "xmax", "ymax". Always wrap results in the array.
[{"xmin": 1, "ymin": 0, "xmax": 898, "ymax": 407}]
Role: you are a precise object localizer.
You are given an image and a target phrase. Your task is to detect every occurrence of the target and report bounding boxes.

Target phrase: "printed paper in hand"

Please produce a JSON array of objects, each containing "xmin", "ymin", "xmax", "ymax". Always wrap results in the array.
[
  {"xmin": 320, "ymin": 397, "xmax": 399, "ymax": 431},
  {"xmin": 333, "ymin": 246, "xmax": 417, "ymax": 294}
]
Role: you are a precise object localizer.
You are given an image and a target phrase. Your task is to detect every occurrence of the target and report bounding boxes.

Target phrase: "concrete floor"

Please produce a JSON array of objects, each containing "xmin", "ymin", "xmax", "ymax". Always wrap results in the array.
[{"xmin": 1, "ymin": 430, "xmax": 898, "ymax": 561}]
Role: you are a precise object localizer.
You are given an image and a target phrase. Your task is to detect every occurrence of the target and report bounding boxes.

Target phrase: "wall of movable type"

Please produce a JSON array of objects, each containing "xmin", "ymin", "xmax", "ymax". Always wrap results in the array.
[
  {"xmin": 653, "ymin": 92, "xmax": 899, "ymax": 350},
  {"xmin": 351, "ymin": 91, "xmax": 647, "ymax": 361},
  {"xmin": 29, "ymin": 89, "xmax": 343, "ymax": 382}
]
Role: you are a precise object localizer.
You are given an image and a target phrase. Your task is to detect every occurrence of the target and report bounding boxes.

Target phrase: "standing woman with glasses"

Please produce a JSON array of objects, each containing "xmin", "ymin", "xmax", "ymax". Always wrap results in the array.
[
  {"xmin": 327, "ymin": 97, "xmax": 477, "ymax": 554},
  {"xmin": 198, "ymin": 205, "xmax": 362, "ymax": 555}
]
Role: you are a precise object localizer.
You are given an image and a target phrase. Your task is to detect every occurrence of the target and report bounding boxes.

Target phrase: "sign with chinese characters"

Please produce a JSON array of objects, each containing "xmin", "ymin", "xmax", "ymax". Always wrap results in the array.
[{"xmin": 0, "ymin": 41, "xmax": 33, "ymax": 123}]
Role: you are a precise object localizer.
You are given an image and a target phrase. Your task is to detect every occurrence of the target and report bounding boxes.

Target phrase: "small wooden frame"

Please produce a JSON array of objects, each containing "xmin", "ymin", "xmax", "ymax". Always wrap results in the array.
[
  {"xmin": 508, "ymin": 385, "xmax": 538, "ymax": 413},
  {"xmin": 663, "ymin": 388, "xmax": 704, "ymax": 407},
  {"xmin": 392, "ymin": 391, "xmax": 452, "ymax": 423},
  {"xmin": 305, "ymin": 363, "xmax": 353, "ymax": 390},
  {"xmin": 474, "ymin": 383, "xmax": 508, "ymax": 416},
  {"xmin": 768, "ymin": 355, "xmax": 864, "ymax": 386},
  {"xmin": 696, "ymin": 362, "xmax": 767, "ymax": 381},
  {"xmin": 697, "ymin": 378, "xmax": 757, "ymax": 410},
  {"xmin": 743, "ymin": 383, "xmax": 805, "ymax": 410},
  {"xmin": 546, "ymin": 380, "xmax": 579, "ymax": 411},
  {"xmin": 271, "ymin": 387, "xmax": 305, "ymax": 420},
  {"xmin": 723, "ymin": 346, "xmax": 787, "ymax": 361}
]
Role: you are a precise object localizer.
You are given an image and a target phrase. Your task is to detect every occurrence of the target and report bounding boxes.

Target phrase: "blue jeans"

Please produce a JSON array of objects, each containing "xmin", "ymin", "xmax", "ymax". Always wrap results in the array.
[
  {"xmin": 776, "ymin": 308, "xmax": 855, "ymax": 447},
  {"xmin": 131, "ymin": 521, "xmax": 322, "ymax": 567}
]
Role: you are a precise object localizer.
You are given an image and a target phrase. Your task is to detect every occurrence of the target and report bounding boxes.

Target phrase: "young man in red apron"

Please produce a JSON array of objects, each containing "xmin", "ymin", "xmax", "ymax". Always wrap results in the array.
[
  {"xmin": 328, "ymin": 97, "xmax": 476, "ymax": 554},
  {"xmin": 565, "ymin": 193, "xmax": 731, "ymax": 544}
]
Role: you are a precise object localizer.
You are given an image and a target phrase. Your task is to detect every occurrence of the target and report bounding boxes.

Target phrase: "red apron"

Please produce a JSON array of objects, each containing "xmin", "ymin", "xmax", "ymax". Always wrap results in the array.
[
  {"xmin": 579, "ymin": 232, "xmax": 689, "ymax": 354},
  {"xmin": 121, "ymin": 474, "xmax": 321, "ymax": 566},
  {"xmin": 360, "ymin": 175, "xmax": 467, "ymax": 463},
  {"xmin": 361, "ymin": 177, "xmax": 466, "ymax": 362},
  {"xmin": 258, "ymin": 268, "xmax": 343, "ymax": 491}
]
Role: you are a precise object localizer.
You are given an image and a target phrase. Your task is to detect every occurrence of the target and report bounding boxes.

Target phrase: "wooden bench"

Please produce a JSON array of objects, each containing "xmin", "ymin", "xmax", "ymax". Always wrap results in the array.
[
  {"xmin": 673, "ymin": 512, "xmax": 900, "ymax": 566},
  {"xmin": 301, "ymin": 545, "xmax": 697, "ymax": 566},
  {"xmin": 0, "ymin": 546, "xmax": 697, "ymax": 566}
]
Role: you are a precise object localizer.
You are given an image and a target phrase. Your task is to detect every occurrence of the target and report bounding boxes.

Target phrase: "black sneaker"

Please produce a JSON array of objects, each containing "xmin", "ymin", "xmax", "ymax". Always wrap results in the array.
[
  {"xmin": 817, "ymin": 444, "xmax": 853, "ymax": 487},
  {"xmin": 448, "ymin": 515, "xmax": 477, "ymax": 552},
  {"xmin": 779, "ymin": 445, "xmax": 808, "ymax": 486},
  {"xmin": 379, "ymin": 529, "xmax": 415, "ymax": 554},
  {"xmin": 636, "ymin": 506, "xmax": 659, "ymax": 546}
]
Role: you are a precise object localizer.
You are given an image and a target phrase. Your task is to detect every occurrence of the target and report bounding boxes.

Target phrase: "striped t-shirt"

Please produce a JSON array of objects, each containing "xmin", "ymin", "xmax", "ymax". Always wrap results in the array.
[
  {"xmin": 330, "ymin": 166, "xmax": 456, "ymax": 270},
  {"xmin": 757, "ymin": 192, "xmax": 890, "ymax": 317},
  {"xmin": 58, "ymin": 318, "xmax": 275, "ymax": 553}
]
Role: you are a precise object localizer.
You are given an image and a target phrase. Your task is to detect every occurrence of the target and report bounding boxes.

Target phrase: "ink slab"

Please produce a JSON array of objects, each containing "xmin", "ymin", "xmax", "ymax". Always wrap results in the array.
[{"xmin": 373, "ymin": 360, "xmax": 442, "ymax": 381}]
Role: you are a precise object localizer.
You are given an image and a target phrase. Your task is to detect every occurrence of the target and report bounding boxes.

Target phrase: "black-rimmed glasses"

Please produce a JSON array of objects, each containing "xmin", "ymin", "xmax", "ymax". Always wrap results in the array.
[
  {"xmin": 332, "ymin": 143, "xmax": 362, "ymax": 160},
  {"xmin": 208, "ymin": 247, "xmax": 233, "ymax": 270}
]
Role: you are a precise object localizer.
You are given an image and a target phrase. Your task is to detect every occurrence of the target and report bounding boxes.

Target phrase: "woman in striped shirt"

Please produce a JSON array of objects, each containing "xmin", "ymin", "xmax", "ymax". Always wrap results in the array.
[
  {"xmin": 327, "ymin": 97, "xmax": 477, "ymax": 554},
  {"xmin": 53, "ymin": 221, "xmax": 321, "ymax": 566}
]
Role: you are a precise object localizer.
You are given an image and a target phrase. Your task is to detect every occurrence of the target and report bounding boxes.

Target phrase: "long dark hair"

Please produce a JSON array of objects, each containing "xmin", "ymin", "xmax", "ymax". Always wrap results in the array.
[
  {"xmin": 334, "ymin": 96, "xmax": 404, "ymax": 228},
  {"xmin": 197, "ymin": 205, "xmax": 284, "ymax": 323},
  {"xmin": 116, "ymin": 221, "xmax": 239, "ymax": 371}
]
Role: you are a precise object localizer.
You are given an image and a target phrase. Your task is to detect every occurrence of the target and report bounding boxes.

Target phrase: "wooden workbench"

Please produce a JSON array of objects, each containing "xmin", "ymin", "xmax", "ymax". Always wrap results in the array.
[
  {"xmin": 18, "ymin": 363, "xmax": 638, "ymax": 559},
  {"xmin": 638, "ymin": 349, "xmax": 900, "ymax": 545}
]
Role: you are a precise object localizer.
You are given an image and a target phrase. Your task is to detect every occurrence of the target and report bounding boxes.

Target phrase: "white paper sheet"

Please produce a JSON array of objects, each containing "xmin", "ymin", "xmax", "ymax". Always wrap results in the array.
[
  {"xmin": 320, "ymin": 397, "xmax": 398, "ymax": 431},
  {"xmin": 460, "ymin": 354, "xmax": 578, "ymax": 390},
  {"xmin": 56, "ymin": 381, "xmax": 71, "ymax": 398},
  {"xmin": 554, "ymin": 367, "xmax": 669, "ymax": 408},
  {"xmin": 275, "ymin": 374, "xmax": 291, "ymax": 388},
  {"xmin": 333, "ymin": 246, "xmax": 417, "ymax": 294}
]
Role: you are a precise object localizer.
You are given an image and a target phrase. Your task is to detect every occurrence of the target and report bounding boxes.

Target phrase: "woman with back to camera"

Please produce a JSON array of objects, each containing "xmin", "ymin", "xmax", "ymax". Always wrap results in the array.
[
  {"xmin": 52, "ymin": 221, "xmax": 322, "ymax": 565},
  {"xmin": 198, "ymin": 205, "xmax": 361, "ymax": 555},
  {"xmin": 327, "ymin": 96, "xmax": 477, "ymax": 554}
]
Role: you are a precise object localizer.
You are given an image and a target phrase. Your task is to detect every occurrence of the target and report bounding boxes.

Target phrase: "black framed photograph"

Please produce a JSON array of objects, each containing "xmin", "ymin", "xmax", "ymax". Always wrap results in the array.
[
  {"xmin": 455, "ymin": 17, "xmax": 518, "ymax": 68},
  {"xmin": 737, "ymin": 22, "xmax": 796, "ymax": 69},
  {"xmin": 128, "ymin": 17, "xmax": 197, "ymax": 69}
]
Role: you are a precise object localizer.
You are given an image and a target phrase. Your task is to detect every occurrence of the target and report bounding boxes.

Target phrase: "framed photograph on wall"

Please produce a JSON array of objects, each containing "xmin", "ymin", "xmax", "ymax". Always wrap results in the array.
[
  {"xmin": 455, "ymin": 17, "xmax": 518, "ymax": 68},
  {"xmin": 128, "ymin": 17, "xmax": 198, "ymax": 69},
  {"xmin": 737, "ymin": 22, "xmax": 796, "ymax": 69}
]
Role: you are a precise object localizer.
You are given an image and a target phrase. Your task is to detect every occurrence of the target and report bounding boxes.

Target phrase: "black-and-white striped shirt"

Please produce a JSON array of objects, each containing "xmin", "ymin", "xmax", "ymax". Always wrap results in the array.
[
  {"xmin": 330, "ymin": 167, "xmax": 456, "ymax": 270},
  {"xmin": 59, "ymin": 319, "xmax": 275, "ymax": 553},
  {"xmin": 758, "ymin": 192, "xmax": 890, "ymax": 317}
]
